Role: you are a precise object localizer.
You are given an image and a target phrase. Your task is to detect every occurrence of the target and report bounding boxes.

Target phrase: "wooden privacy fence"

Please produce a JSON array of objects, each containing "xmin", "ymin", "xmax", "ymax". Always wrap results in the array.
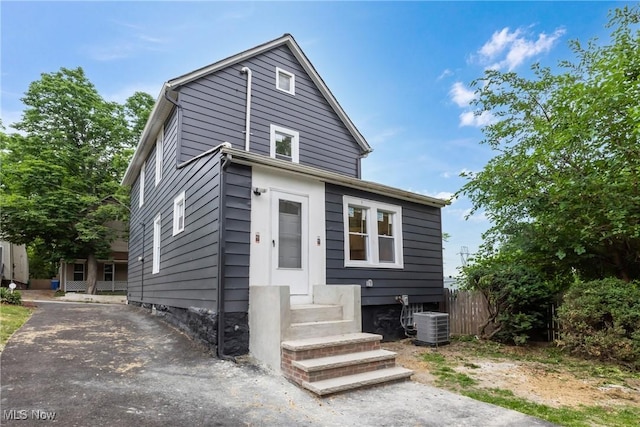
[{"xmin": 441, "ymin": 288, "xmax": 491, "ymax": 336}]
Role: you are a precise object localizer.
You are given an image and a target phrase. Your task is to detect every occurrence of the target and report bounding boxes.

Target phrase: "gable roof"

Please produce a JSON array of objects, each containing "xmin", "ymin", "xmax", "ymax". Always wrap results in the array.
[{"xmin": 122, "ymin": 34, "xmax": 372, "ymax": 186}]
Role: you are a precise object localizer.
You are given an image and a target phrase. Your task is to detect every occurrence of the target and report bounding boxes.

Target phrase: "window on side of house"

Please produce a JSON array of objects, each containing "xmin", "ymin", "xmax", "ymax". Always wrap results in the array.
[
  {"xmin": 152, "ymin": 214, "xmax": 161, "ymax": 274},
  {"xmin": 342, "ymin": 196, "xmax": 404, "ymax": 268},
  {"xmin": 104, "ymin": 263, "xmax": 114, "ymax": 282},
  {"xmin": 139, "ymin": 161, "xmax": 146, "ymax": 207},
  {"xmin": 73, "ymin": 263, "xmax": 85, "ymax": 281},
  {"xmin": 173, "ymin": 191, "xmax": 186, "ymax": 235},
  {"xmin": 155, "ymin": 128, "xmax": 164, "ymax": 186},
  {"xmin": 270, "ymin": 124, "xmax": 299, "ymax": 163},
  {"xmin": 276, "ymin": 67, "xmax": 295, "ymax": 95}
]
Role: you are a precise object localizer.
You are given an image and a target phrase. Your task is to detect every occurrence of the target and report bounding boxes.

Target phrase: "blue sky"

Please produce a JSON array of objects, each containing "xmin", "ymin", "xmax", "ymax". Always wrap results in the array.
[{"xmin": 1, "ymin": 1, "xmax": 631, "ymax": 276}]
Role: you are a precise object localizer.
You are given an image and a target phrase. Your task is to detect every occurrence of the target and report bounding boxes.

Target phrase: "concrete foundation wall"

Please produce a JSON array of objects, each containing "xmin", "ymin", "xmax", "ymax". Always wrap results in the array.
[
  {"xmin": 130, "ymin": 301, "xmax": 249, "ymax": 356},
  {"xmin": 249, "ymin": 286, "xmax": 290, "ymax": 373},
  {"xmin": 362, "ymin": 303, "xmax": 439, "ymax": 341}
]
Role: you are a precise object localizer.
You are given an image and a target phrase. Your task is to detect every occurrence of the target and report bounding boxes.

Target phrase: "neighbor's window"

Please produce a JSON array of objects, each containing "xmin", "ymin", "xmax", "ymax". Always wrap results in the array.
[
  {"xmin": 153, "ymin": 214, "xmax": 161, "ymax": 274},
  {"xmin": 73, "ymin": 263, "xmax": 85, "ymax": 281},
  {"xmin": 173, "ymin": 191, "xmax": 186, "ymax": 235},
  {"xmin": 103, "ymin": 264, "xmax": 114, "ymax": 282},
  {"xmin": 343, "ymin": 196, "xmax": 403, "ymax": 268},
  {"xmin": 139, "ymin": 161, "xmax": 146, "ymax": 207},
  {"xmin": 155, "ymin": 128, "xmax": 164, "ymax": 186},
  {"xmin": 270, "ymin": 124, "xmax": 299, "ymax": 163},
  {"xmin": 276, "ymin": 67, "xmax": 295, "ymax": 95}
]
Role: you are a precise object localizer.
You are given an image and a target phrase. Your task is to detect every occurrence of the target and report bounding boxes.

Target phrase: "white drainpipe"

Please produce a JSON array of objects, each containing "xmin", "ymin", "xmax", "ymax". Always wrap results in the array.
[{"xmin": 241, "ymin": 66, "xmax": 252, "ymax": 152}]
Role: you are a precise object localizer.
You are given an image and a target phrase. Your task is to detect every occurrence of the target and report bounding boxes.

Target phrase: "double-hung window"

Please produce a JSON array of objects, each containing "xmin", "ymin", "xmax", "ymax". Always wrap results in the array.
[
  {"xmin": 73, "ymin": 263, "xmax": 85, "ymax": 281},
  {"xmin": 155, "ymin": 128, "xmax": 163, "ymax": 186},
  {"xmin": 270, "ymin": 124, "xmax": 299, "ymax": 163},
  {"xmin": 173, "ymin": 191, "xmax": 186, "ymax": 236},
  {"xmin": 343, "ymin": 196, "xmax": 403, "ymax": 268},
  {"xmin": 152, "ymin": 214, "xmax": 161, "ymax": 274},
  {"xmin": 139, "ymin": 161, "xmax": 146, "ymax": 207}
]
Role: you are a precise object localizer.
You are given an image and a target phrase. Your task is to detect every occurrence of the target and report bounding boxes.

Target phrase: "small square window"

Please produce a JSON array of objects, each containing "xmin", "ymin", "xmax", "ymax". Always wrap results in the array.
[
  {"xmin": 173, "ymin": 192, "xmax": 186, "ymax": 236},
  {"xmin": 276, "ymin": 67, "xmax": 295, "ymax": 95},
  {"xmin": 270, "ymin": 125, "xmax": 299, "ymax": 163}
]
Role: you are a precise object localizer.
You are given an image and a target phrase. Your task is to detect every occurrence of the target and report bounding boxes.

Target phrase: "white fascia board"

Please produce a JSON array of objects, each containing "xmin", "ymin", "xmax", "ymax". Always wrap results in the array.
[
  {"xmin": 121, "ymin": 84, "xmax": 175, "ymax": 186},
  {"xmin": 221, "ymin": 147, "xmax": 447, "ymax": 208}
]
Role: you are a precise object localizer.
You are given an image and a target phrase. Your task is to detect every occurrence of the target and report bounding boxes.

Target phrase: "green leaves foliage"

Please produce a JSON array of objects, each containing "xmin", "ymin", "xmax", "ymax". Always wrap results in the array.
[
  {"xmin": 458, "ymin": 6, "xmax": 640, "ymax": 282},
  {"xmin": 0, "ymin": 67, "xmax": 152, "ymax": 285},
  {"xmin": 557, "ymin": 278, "xmax": 640, "ymax": 369}
]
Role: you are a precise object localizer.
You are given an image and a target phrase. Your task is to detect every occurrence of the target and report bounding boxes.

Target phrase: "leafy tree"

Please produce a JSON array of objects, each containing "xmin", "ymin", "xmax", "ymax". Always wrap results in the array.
[
  {"xmin": 458, "ymin": 6, "xmax": 640, "ymax": 282},
  {"xmin": 0, "ymin": 67, "xmax": 153, "ymax": 294}
]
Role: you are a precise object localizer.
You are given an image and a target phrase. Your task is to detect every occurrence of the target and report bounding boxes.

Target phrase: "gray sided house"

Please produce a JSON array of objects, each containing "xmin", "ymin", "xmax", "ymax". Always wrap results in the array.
[{"xmin": 122, "ymin": 34, "xmax": 446, "ymax": 394}]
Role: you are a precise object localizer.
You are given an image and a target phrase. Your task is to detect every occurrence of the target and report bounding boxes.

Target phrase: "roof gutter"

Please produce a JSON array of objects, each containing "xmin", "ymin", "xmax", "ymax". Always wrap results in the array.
[{"xmin": 221, "ymin": 147, "xmax": 448, "ymax": 208}]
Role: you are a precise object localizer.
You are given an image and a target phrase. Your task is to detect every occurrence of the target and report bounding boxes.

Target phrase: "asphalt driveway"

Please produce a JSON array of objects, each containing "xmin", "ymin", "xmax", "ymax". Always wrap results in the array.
[{"xmin": 1, "ymin": 302, "xmax": 554, "ymax": 426}]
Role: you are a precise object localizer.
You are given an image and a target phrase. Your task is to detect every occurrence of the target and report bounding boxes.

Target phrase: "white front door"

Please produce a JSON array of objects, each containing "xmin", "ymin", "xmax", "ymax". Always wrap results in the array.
[
  {"xmin": 271, "ymin": 191, "xmax": 308, "ymax": 296},
  {"xmin": 249, "ymin": 167, "xmax": 326, "ymax": 304}
]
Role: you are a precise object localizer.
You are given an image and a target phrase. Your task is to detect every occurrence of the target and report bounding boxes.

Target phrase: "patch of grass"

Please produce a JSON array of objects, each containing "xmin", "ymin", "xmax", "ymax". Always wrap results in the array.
[
  {"xmin": 463, "ymin": 388, "xmax": 640, "ymax": 427},
  {"xmin": 420, "ymin": 350, "xmax": 477, "ymax": 388},
  {"xmin": 0, "ymin": 304, "xmax": 32, "ymax": 349},
  {"xmin": 54, "ymin": 290, "xmax": 65, "ymax": 297}
]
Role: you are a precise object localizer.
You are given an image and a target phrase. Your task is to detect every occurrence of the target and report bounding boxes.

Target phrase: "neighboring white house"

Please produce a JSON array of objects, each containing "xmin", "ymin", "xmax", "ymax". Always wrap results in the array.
[{"xmin": 0, "ymin": 241, "xmax": 29, "ymax": 286}]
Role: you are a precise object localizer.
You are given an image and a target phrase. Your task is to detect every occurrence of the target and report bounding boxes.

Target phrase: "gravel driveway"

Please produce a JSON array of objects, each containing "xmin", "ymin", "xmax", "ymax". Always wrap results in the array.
[{"xmin": 1, "ymin": 302, "xmax": 554, "ymax": 426}]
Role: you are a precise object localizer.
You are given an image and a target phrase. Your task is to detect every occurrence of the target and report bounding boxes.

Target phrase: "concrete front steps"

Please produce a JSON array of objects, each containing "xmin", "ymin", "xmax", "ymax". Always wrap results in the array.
[{"xmin": 281, "ymin": 332, "xmax": 413, "ymax": 396}]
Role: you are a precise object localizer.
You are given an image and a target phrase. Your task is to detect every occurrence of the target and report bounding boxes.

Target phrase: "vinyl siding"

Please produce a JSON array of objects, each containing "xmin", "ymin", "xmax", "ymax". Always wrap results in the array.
[
  {"xmin": 325, "ymin": 184, "xmax": 444, "ymax": 305},
  {"xmin": 178, "ymin": 45, "xmax": 362, "ymax": 177},
  {"xmin": 221, "ymin": 163, "xmax": 252, "ymax": 312},
  {"xmin": 128, "ymin": 108, "xmax": 221, "ymax": 310}
]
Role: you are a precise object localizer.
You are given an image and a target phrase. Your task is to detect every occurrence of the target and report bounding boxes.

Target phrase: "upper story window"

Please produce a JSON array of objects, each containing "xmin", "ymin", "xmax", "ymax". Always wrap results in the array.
[
  {"xmin": 155, "ymin": 128, "xmax": 164, "ymax": 186},
  {"xmin": 139, "ymin": 161, "xmax": 146, "ymax": 208},
  {"xmin": 173, "ymin": 191, "xmax": 186, "ymax": 236},
  {"xmin": 343, "ymin": 196, "xmax": 404, "ymax": 269},
  {"xmin": 276, "ymin": 67, "xmax": 295, "ymax": 95},
  {"xmin": 270, "ymin": 124, "xmax": 299, "ymax": 163}
]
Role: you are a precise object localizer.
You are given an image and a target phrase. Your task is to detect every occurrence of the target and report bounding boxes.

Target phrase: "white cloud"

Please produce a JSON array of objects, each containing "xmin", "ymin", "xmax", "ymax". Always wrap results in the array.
[
  {"xmin": 437, "ymin": 69, "xmax": 454, "ymax": 80},
  {"xmin": 369, "ymin": 127, "xmax": 403, "ymax": 145},
  {"xmin": 449, "ymin": 82, "xmax": 475, "ymax": 107},
  {"xmin": 479, "ymin": 28, "xmax": 521, "ymax": 60},
  {"xmin": 0, "ymin": 109, "xmax": 25, "ymax": 133},
  {"xmin": 459, "ymin": 110, "xmax": 495, "ymax": 127},
  {"xmin": 426, "ymin": 191, "xmax": 455, "ymax": 202},
  {"xmin": 478, "ymin": 27, "xmax": 565, "ymax": 71}
]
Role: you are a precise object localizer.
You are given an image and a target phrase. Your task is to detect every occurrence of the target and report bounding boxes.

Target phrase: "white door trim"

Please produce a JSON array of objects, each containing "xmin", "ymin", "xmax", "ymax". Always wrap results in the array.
[{"xmin": 249, "ymin": 166, "xmax": 326, "ymax": 304}]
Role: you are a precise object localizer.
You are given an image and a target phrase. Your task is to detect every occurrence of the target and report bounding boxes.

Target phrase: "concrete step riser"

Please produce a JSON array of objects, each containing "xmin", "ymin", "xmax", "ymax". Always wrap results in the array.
[
  {"xmin": 282, "ymin": 341, "xmax": 380, "ymax": 363},
  {"xmin": 286, "ymin": 320, "xmax": 359, "ymax": 340},
  {"xmin": 290, "ymin": 306, "xmax": 343, "ymax": 323},
  {"xmin": 301, "ymin": 367, "xmax": 413, "ymax": 396}
]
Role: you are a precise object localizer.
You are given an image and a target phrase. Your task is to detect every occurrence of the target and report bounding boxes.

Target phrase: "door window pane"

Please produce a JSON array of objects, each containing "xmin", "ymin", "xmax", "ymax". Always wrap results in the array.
[{"xmin": 278, "ymin": 200, "xmax": 302, "ymax": 269}]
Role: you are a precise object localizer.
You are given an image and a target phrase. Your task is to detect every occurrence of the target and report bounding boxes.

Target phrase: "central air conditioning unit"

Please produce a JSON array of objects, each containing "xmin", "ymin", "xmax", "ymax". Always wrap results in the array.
[{"xmin": 414, "ymin": 312, "xmax": 450, "ymax": 346}]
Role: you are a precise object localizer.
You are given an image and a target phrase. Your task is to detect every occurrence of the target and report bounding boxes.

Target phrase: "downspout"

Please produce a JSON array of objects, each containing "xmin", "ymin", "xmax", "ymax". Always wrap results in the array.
[
  {"xmin": 241, "ymin": 67, "xmax": 252, "ymax": 151},
  {"xmin": 217, "ymin": 152, "xmax": 235, "ymax": 361},
  {"xmin": 164, "ymin": 88, "xmax": 183, "ymax": 166},
  {"xmin": 140, "ymin": 223, "xmax": 145, "ymax": 302}
]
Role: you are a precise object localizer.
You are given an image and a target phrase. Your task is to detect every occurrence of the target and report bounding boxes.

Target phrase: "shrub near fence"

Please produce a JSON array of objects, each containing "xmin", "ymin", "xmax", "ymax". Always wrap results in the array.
[{"xmin": 441, "ymin": 288, "xmax": 492, "ymax": 336}]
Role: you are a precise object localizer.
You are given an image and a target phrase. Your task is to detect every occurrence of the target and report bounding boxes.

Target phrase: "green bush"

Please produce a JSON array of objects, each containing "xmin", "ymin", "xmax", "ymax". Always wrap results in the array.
[
  {"xmin": 557, "ymin": 278, "xmax": 640, "ymax": 369},
  {"xmin": 0, "ymin": 287, "xmax": 23, "ymax": 305},
  {"xmin": 464, "ymin": 262, "xmax": 555, "ymax": 345}
]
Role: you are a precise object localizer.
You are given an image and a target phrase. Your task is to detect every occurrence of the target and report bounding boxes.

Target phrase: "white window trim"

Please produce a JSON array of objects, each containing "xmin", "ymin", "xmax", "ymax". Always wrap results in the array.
[
  {"xmin": 275, "ymin": 67, "xmax": 295, "ymax": 95},
  {"xmin": 269, "ymin": 124, "xmax": 299, "ymax": 163},
  {"xmin": 139, "ymin": 161, "xmax": 145, "ymax": 207},
  {"xmin": 342, "ymin": 196, "xmax": 404, "ymax": 269},
  {"xmin": 152, "ymin": 214, "xmax": 161, "ymax": 274},
  {"xmin": 173, "ymin": 191, "xmax": 186, "ymax": 236},
  {"xmin": 155, "ymin": 128, "xmax": 164, "ymax": 186}
]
